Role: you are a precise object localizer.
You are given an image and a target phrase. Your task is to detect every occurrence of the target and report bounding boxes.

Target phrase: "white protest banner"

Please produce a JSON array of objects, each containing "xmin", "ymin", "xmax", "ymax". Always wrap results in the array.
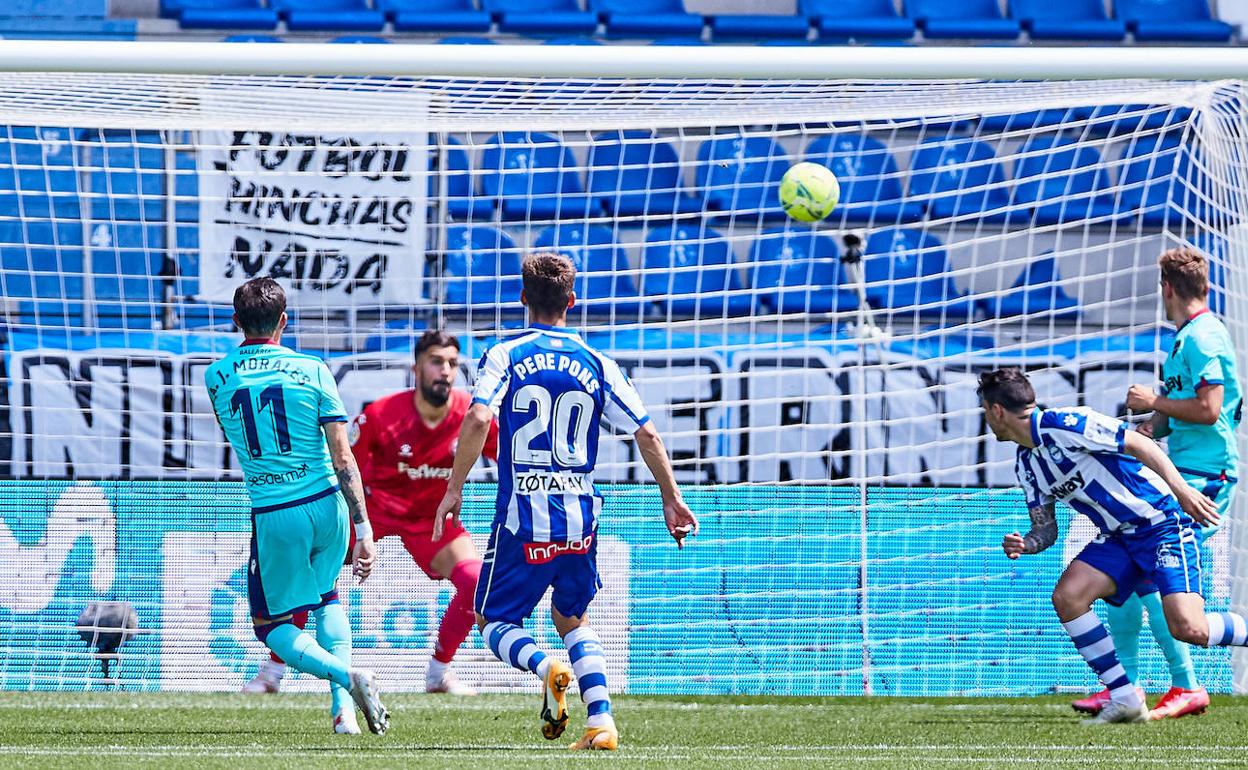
[{"xmin": 197, "ymin": 130, "xmax": 428, "ymax": 305}]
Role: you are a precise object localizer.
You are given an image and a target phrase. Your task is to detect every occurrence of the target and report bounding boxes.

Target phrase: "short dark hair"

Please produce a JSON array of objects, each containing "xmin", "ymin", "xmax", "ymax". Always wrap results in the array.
[
  {"xmin": 415, "ymin": 329, "xmax": 460, "ymax": 359},
  {"xmin": 1159, "ymin": 246, "xmax": 1209, "ymax": 301},
  {"xmin": 976, "ymin": 367, "xmax": 1036, "ymax": 412},
  {"xmin": 522, "ymin": 251, "xmax": 575, "ymax": 318},
  {"xmin": 233, "ymin": 277, "xmax": 285, "ymax": 338}
]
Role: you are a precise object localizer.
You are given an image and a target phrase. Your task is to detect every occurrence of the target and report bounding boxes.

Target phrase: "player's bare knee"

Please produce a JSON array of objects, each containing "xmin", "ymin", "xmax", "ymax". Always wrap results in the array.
[
  {"xmin": 1167, "ymin": 617, "xmax": 1207, "ymax": 646},
  {"xmin": 1050, "ymin": 585, "xmax": 1087, "ymax": 620},
  {"xmin": 551, "ymin": 608, "xmax": 588, "ymax": 637}
]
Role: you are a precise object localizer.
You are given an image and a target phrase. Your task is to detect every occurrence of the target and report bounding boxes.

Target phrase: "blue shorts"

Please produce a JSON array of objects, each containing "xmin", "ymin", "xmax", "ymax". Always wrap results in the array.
[
  {"xmin": 248, "ymin": 487, "xmax": 349, "ymax": 620},
  {"xmin": 475, "ymin": 523, "xmax": 601, "ymax": 625},
  {"xmin": 1076, "ymin": 516, "xmax": 1202, "ymax": 607}
]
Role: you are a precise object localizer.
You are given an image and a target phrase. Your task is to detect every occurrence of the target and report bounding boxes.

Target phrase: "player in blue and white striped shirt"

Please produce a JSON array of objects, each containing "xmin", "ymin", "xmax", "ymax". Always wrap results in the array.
[
  {"xmin": 978, "ymin": 367, "xmax": 1248, "ymax": 724},
  {"xmin": 435, "ymin": 252, "xmax": 698, "ymax": 750}
]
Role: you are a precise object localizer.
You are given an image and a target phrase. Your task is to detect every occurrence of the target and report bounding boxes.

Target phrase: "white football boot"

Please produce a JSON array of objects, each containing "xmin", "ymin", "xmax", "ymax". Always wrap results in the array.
[
  {"xmin": 348, "ymin": 669, "xmax": 390, "ymax": 736},
  {"xmin": 1082, "ymin": 698, "xmax": 1148, "ymax": 725}
]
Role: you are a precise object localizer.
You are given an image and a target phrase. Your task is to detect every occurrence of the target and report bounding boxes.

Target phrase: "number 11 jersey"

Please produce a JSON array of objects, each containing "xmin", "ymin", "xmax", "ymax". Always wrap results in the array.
[
  {"xmin": 205, "ymin": 340, "xmax": 348, "ymax": 511},
  {"xmin": 472, "ymin": 324, "xmax": 650, "ymax": 543}
]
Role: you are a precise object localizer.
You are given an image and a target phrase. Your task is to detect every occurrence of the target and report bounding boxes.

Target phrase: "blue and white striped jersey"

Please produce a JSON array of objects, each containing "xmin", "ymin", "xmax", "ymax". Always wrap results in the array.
[
  {"xmin": 472, "ymin": 324, "xmax": 650, "ymax": 542},
  {"xmin": 1015, "ymin": 407, "xmax": 1183, "ymax": 534}
]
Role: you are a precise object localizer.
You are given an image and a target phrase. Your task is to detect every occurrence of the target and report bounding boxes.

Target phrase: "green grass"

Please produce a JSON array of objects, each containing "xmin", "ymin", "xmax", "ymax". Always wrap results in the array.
[{"xmin": 4, "ymin": 692, "xmax": 1248, "ymax": 769}]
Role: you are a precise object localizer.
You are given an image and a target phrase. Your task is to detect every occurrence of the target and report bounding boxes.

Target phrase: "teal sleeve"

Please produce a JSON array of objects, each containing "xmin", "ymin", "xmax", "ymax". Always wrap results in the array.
[
  {"xmin": 317, "ymin": 363, "xmax": 348, "ymax": 423},
  {"xmin": 1185, "ymin": 331, "xmax": 1227, "ymax": 388}
]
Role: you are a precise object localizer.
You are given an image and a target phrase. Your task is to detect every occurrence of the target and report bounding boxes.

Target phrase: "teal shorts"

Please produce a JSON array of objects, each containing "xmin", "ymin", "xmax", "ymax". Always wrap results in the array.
[
  {"xmin": 247, "ymin": 486, "xmax": 349, "ymax": 620},
  {"xmin": 1180, "ymin": 472, "xmax": 1236, "ymax": 542}
]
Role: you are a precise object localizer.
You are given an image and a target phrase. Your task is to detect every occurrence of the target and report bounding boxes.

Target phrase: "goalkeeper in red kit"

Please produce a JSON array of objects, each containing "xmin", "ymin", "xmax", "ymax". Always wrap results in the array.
[{"xmin": 243, "ymin": 330, "xmax": 498, "ymax": 695}]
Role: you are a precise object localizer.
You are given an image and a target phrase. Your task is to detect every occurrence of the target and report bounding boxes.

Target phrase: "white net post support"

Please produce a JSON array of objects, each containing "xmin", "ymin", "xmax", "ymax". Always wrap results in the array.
[{"xmin": 0, "ymin": 43, "xmax": 1246, "ymax": 695}]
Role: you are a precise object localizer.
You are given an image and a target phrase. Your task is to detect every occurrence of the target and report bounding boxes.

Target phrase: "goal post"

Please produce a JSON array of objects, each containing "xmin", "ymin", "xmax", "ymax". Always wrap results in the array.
[{"xmin": 0, "ymin": 43, "xmax": 1247, "ymax": 696}]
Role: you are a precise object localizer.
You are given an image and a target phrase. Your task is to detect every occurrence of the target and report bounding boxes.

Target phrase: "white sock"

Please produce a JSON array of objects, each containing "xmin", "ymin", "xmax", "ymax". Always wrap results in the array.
[
  {"xmin": 426, "ymin": 658, "xmax": 449, "ymax": 682},
  {"xmin": 261, "ymin": 659, "xmax": 286, "ymax": 680}
]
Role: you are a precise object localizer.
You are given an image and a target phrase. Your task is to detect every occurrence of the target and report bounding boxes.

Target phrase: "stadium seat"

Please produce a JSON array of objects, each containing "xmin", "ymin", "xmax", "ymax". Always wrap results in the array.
[
  {"xmin": 533, "ymin": 224, "xmax": 648, "ymax": 315},
  {"xmin": 1115, "ymin": 0, "xmax": 1233, "ymax": 42},
  {"xmin": 590, "ymin": 0, "xmax": 704, "ymax": 37},
  {"xmin": 78, "ymin": 130, "xmax": 166, "ymax": 223},
  {"xmin": 0, "ymin": 219, "xmax": 85, "ymax": 328},
  {"xmin": 381, "ymin": 0, "xmax": 491, "ymax": 33},
  {"xmin": 642, "ymin": 223, "xmax": 753, "ymax": 316},
  {"xmin": 804, "ymin": 0, "xmax": 914, "ymax": 41},
  {"xmin": 863, "ymin": 229, "xmax": 975, "ymax": 319},
  {"xmin": 1009, "ymin": 0, "xmax": 1125, "ymax": 40},
  {"xmin": 1117, "ymin": 133, "xmax": 1191, "ymax": 226},
  {"xmin": 805, "ymin": 134, "xmax": 922, "ymax": 224},
  {"xmin": 87, "ymin": 220, "xmax": 166, "ymax": 329},
  {"xmin": 483, "ymin": 0, "xmax": 599, "ymax": 35},
  {"xmin": 904, "ymin": 0, "xmax": 1020, "ymax": 39},
  {"xmin": 976, "ymin": 253, "xmax": 1079, "ymax": 320},
  {"xmin": 174, "ymin": 152, "xmax": 198, "ymax": 222},
  {"xmin": 978, "ymin": 108, "xmax": 1083, "ymax": 133},
  {"xmin": 710, "ymin": 11, "xmax": 810, "ymax": 39},
  {"xmin": 906, "ymin": 137, "xmax": 1011, "ymax": 221},
  {"xmin": 441, "ymin": 226, "xmax": 524, "ymax": 310},
  {"xmin": 1083, "ymin": 104, "xmax": 1192, "ymax": 137},
  {"xmin": 270, "ymin": 0, "xmax": 385, "ymax": 32},
  {"xmin": 329, "ymin": 35, "xmax": 391, "ymax": 43},
  {"xmin": 436, "ymin": 137, "xmax": 492, "ymax": 220},
  {"xmin": 168, "ymin": 0, "xmax": 278, "ymax": 30},
  {"xmin": 1012, "ymin": 135, "xmax": 1117, "ymax": 224},
  {"xmin": 0, "ymin": 125, "xmax": 80, "ymax": 221},
  {"xmin": 696, "ymin": 135, "xmax": 789, "ymax": 221},
  {"xmin": 750, "ymin": 228, "xmax": 859, "ymax": 314},
  {"xmin": 541, "ymin": 36, "xmax": 602, "ymax": 44},
  {"xmin": 648, "ymin": 36, "xmax": 706, "ymax": 44},
  {"xmin": 588, "ymin": 130, "xmax": 701, "ymax": 216},
  {"xmin": 480, "ymin": 131, "xmax": 596, "ymax": 220},
  {"xmin": 437, "ymin": 35, "xmax": 496, "ymax": 43}
]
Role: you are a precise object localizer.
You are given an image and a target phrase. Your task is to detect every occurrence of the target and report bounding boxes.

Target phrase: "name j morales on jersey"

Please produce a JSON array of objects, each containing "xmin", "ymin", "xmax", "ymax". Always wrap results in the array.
[{"xmin": 511, "ymin": 352, "xmax": 601, "ymax": 394}]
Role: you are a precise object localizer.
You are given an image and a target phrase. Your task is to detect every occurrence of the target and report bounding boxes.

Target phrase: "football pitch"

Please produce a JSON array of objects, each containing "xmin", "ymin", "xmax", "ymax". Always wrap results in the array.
[{"xmin": 4, "ymin": 693, "xmax": 1248, "ymax": 769}]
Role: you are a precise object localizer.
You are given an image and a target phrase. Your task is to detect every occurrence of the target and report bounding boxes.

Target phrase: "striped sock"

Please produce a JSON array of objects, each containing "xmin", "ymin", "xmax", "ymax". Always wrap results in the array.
[
  {"xmin": 1205, "ymin": 612, "xmax": 1248, "ymax": 646},
  {"xmin": 1062, "ymin": 611, "xmax": 1141, "ymax": 708},
  {"xmin": 564, "ymin": 626, "xmax": 612, "ymax": 729},
  {"xmin": 482, "ymin": 621, "xmax": 551, "ymax": 680}
]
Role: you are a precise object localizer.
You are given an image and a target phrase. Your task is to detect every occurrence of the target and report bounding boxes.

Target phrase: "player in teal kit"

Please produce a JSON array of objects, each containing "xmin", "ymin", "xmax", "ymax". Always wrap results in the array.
[
  {"xmin": 205, "ymin": 277, "xmax": 389, "ymax": 735},
  {"xmin": 1073, "ymin": 247, "xmax": 1242, "ymax": 720}
]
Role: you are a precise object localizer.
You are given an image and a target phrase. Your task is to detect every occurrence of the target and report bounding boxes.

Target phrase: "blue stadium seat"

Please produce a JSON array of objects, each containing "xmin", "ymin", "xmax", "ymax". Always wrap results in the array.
[
  {"xmin": 435, "ymin": 137, "xmax": 492, "ymax": 220},
  {"xmin": 1083, "ymin": 104, "xmax": 1192, "ymax": 137},
  {"xmin": 805, "ymin": 134, "xmax": 922, "ymax": 224},
  {"xmin": 329, "ymin": 35, "xmax": 391, "ymax": 42},
  {"xmin": 174, "ymin": 152, "xmax": 198, "ymax": 223},
  {"xmin": 381, "ymin": 0, "xmax": 491, "ymax": 32},
  {"xmin": 541, "ymin": 36, "xmax": 602, "ymax": 44},
  {"xmin": 1118, "ymin": 133, "xmax": 1190, "ymax": 226},
  {"xmin": 979, "ymin": 108, "xmax": 1083, "ymax": 133},
  {"xmin": 643, "ymin": 223, "xmax": 753, "ymax": 316},
  {"xmin": 533, "ymin": 224, "xmax": 647, "ymax": 315},
  {"xmin": 648, "ymin": 36, "xmax": 706, "ymax": 44},
  {"xmin": 590, "ymin": 0, "xmax": 703, "ymax": 37},
  {"xmin": 1012, "ymin": 135, "xmax": 1117, "ymax": 224},
  {"xmin": 905, "ymin": 0, "xmax": 1020, "ymax": 39},
  {"xmin": 1010, "ymin": 0, "xmax": 1125, "ymax": 40},
  {"xmin": 588, "ymin": 130, "xmax": 700, "ymax": 216},
  {"xmin": 1115, "ymin": 0, "xmax": 1233, "ymax": 42},
  {"xmin": 87, "ymin": 220, "xmax": 166, "ymax": 329},
  {"xmin": 0, "ymin": 219, "xmax": 85, "ymax": 328},
  {"xmin": 1193, "ymin": 234, "xmax": 1227, "ymax": 315},
  {"xmin": 77, "ymin": 130, "xmax": 166, "ymax": 222},
  {"xmin": 696, "ymin": 135, "xmax": 789, "ymax": 221},
  {"xmin": 804, "ymin": 0, "xmax": 914, "ymax": 41},
  {"xmin": 441, "ymin": 226, "xmax": 524, "ymax": 310},
  {"xmin": 168, "ymin": 0, "xmax": 278, "ymax": 30},
  {"xmin": 437, "ymin": 35, "xmax": 496, "ymax": 43},
  {"xmin": 711, "ymin": 11, "xmax": 810, "ymax": 39},
  {"xmin": 750, "ymin": 228, "xmax": 858, "ymax": 314},
  {"xmin": 0, "ymin": 126, "xmax": 80, "ymax": 221},
  {"xmin": 976, "ymin": 253, "xmax": 1079, "ymax": 320},
  {"xmin": 221, "ymin": 33, "xmax": 284, "ymax": 42},
  {"xmin": 908, "ymin": 137, "xmax": 1012, "ymax": 221},
  {"xmin": 481, "ymin": 132, "xmax": 596, "ymax": 220},
  {"xmin": 863, "ymin": 229, "xmax": 975, "ymax": 319},
  {"xmin": 271, "ymin": 0, "xmax": 385, "ymax": 32},
  {"xmin": 483, "ymin": 0, "xmax": 599, "ymax": 35}
]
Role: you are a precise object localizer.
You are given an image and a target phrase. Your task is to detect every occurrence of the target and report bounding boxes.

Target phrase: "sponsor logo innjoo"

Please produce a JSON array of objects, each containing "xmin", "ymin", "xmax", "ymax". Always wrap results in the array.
[{"xmin": 524, "ymin": 535, "xmax": 594, "ymax": 565}]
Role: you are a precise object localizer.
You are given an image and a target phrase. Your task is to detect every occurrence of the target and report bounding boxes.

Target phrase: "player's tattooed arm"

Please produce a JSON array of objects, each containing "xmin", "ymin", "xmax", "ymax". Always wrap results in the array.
[
  {"xmin": 1020, "ymin": 502, "xmax": 1058, "ymax": 554},
  {"xmin": 336, "ymin": 464, "xmax": 368, "ymax": 525}
]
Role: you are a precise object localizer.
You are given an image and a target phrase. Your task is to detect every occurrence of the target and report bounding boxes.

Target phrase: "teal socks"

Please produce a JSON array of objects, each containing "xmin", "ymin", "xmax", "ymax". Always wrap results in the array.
[
  {"xmin": 313, "ymin": 603, "xmax": 354, "ymax": 715},
  {"xmin": 264, "ymin": 622, "xmax": 351, "ymax": 690}
]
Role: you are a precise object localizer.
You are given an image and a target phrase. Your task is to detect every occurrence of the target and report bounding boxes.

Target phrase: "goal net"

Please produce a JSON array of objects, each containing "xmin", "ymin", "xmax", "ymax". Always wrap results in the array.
[{"xmin": 1, "ymin": 57, "xmax": 1246, "ymax": 696}]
